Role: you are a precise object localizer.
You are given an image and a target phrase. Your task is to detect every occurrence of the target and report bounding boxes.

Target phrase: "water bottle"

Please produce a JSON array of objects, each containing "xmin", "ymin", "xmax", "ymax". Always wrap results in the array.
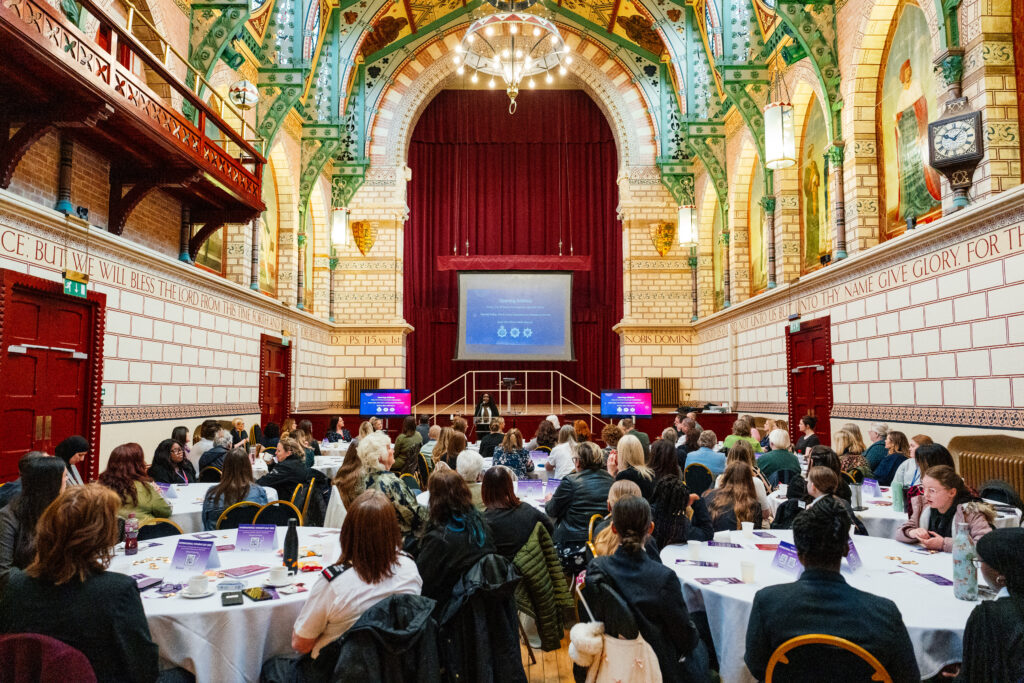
[
  {"xmin": 124, "ymin": 513, "xmax": 139, "ymax": 556},
  {"xmin": 953, "ymin": 521, "xmax": 978, "ymax": 601},
  {"xmin": 283, "ymin": 518, "xmax": 299, "ymax": 574},
  {"xmin": 891, "ymin": 482, "xmax": 904, "ymax": 513}
]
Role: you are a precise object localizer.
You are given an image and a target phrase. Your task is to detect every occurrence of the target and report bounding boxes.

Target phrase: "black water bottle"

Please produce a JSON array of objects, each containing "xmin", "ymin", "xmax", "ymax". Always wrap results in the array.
[{"xmin": 283, "ymin": 518, "xmax": 299, "ymax": 574}]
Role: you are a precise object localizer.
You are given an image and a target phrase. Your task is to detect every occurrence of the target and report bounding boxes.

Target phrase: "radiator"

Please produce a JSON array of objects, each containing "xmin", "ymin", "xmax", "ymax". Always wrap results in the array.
[
  {"xmin": 958, "ymin": 450, "xmax": 1024, "ymax": 496},
  {"xmin": 647, "ymin": 378, "xmax": 680, "ymax": 407},
  {"xmin": 347, "ymin": 378, "xmax": 380, "ymax": 409}
]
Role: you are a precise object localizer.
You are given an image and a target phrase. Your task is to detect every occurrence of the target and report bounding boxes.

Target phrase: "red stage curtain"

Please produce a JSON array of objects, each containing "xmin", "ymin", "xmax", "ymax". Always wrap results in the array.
[{"xmin": 404, "ymin": 89, "xmax": 622, "ymax": 403}]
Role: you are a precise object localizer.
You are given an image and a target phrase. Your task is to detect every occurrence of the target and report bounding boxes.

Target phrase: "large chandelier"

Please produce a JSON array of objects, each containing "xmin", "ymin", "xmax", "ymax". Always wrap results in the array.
[{"xmin": 456, "ymin": 10, "xmax": 571, "ymax": 113}]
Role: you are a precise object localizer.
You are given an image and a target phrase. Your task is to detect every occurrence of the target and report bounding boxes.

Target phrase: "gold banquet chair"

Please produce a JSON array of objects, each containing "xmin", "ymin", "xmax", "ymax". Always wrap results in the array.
[{"xmin": 765, "ymin": 634, "xmax": 892, "ymax": 683}]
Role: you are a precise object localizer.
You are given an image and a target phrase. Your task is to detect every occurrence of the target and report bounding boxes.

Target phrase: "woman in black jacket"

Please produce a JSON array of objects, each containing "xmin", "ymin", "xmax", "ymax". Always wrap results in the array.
[
  {"xmin": 147, "ymin": 438, "xmax": 198, "ymax": 485},
  {"xmin": 545, "ymin": 441, "xmax": 613, "ymax": 546},
  {"xmin": 650, "ymin": 475, "xmax": 713, "ymax": 547},
  {"xmin": 0, "ymin": 454, "xmax": 66, "ymax": 573}
]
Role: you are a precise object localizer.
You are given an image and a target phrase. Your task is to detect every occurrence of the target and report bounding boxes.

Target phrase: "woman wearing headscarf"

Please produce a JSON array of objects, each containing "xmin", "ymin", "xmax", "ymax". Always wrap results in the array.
[
  {"xmin": 55, "ymin": 435, "xmax": 89, "ymax": 487},
  {"xmin": 954, "ymin": 527, "xmax": 1024, "ymax": 682}
]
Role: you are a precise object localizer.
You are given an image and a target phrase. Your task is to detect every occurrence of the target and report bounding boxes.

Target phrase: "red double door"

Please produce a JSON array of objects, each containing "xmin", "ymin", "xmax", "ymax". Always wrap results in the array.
[
  {"xmin": 0, "ymin": 270, "xmax": 103, "ymax": 481},
  {"xmin": 786, "ymin": 316, "xmax": 833, "ymax": 449},
  {"xmin": 259, "ymin": 334, "xmax": 290, "ymax": 428}
]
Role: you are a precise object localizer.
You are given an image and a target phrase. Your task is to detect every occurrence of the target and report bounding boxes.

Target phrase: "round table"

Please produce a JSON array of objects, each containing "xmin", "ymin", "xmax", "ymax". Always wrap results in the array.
[
  {"xmin": 662, "ymin": 530, "xmax": 981, "ymax": 682},
  {"xmin": 166, "ymin": 484, "xmax": 278, "ymax": 534},
  {"xmin": 251, "ymin": 455, "xmax": 345, "ymax": 482},
  {"xmin": 765, "ymin": 488, "xmax": 1022, "ymax": 538},
  {"xmin": 108, "ymin": 526, "xmax": 339, "ymax": 682}
]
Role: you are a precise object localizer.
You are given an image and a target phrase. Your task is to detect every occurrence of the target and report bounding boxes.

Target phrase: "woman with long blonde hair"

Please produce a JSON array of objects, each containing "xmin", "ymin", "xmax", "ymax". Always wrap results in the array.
[
  {"xmin": 432, "ymin": 426, "xmax": 455, "ymax": 466},
  {"xmin": 591, "ymin": 479, "xmax": 643, "ymax": 557},
  {"xmin": 842, "ymin": 423, "xmax": 868, "ymax": 454},
  {"xmin": 703, "ymin": 461, "xmax": 762, "ymax": 531},
  {"xmin": 833, "ymin": 429, "xmax": 869, "ymax": 474},
  {"xmin": 610, "ymin": 433, "xmax": 655, "ymax": 500}
]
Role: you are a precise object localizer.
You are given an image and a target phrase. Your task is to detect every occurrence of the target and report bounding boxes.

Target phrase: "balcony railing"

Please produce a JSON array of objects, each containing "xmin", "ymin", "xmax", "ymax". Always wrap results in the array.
[{"xmin": 0, "ymin": 0, "xmax": 265, "ymax": 210}]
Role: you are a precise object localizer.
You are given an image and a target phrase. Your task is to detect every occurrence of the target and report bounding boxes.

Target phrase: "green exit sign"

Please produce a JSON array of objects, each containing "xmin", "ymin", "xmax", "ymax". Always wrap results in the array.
[{"xmin": 63, "ymin": 270, "xmax": 88, "ymax": 298}]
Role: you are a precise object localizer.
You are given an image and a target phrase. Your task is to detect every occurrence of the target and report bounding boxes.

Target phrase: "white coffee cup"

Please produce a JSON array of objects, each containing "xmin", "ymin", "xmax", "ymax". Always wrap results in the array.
[
  {"xmin": 687, "ymin": 542, "xmax": 701, "ymax": 561},
  {"xmin": 742, "ymin": 521, "xmax": 755, "ymax": 538},
  {"xmin": 268, "ymin": 565, "xmax": 289, "ymax": 585},
  {"xmin": 713, "ymin": 530, "xmax": 731, "ymax": 543},
  {"xmin": 187, "ymin": 574, "xmax": 209, "ymax": 595},
  {"xmin": 740, "ymin": 561, "xmax": 756, "ymax": 584}
]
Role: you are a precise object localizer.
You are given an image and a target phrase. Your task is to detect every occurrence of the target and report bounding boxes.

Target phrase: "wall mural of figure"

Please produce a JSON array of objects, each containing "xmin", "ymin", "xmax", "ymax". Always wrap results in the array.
[
  {"xmin": 259, "ymin": 160, "xmax": 279, "ymax": 296},
  {"xmin": 749, "ymin": 159, "xmax": 767, "ymax": 293},
  {"xmin": 879, "ymin": 3, "xmax": 941, "ymax": 237},
  {"xmin": 712, "ymin": 201, "xmax": 725, "ymax": 311},
  {"xmin": 801, "ymin": 97, "xmax": 831, "ymax": 273}
]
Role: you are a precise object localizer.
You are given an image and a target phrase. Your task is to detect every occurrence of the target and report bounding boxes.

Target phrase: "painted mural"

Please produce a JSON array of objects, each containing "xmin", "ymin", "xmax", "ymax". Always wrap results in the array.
[
  {"xmin": 879, "ymin": 3, "xmax": 942, "ymax": 237},
  {"xmin": 749, "ymin": 159, "xmax": 767, "ymax": 293},
  {"xmin": 712, "ymin": 202, "xmax": 725, "ymax": 311},
  {"xmin": 801, "ymin": 96, "xmax": 831, "ymax": 273},
  {"xmin": 259, "ymin": 160, "xmax": 279, "ymax": 295},
  {"xmin": 195, "ymin": 229, "xmax": 223, "ymax": 275},
  {"xmin": 303, "ymin": 208, "xmax": 314, "ymax": 313}
]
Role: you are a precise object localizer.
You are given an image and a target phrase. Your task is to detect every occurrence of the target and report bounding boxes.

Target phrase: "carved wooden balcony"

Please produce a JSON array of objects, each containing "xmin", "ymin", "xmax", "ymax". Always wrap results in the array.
[{"xmin": 0, "ymin": 0, "xmax": 266, "ymax": 233}]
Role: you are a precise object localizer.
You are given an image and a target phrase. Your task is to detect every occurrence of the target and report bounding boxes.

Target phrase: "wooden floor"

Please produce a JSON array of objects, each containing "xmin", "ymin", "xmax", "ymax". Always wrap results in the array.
[{"xmin": 521, "ymin": 642, "xmax": 575, "ymax": 682}]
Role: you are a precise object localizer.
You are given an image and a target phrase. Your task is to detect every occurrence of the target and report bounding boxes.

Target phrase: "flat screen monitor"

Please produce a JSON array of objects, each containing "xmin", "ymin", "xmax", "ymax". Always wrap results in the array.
[
  {"xmin": 600, "ymin": 389, "xmax": 653, "ymax": 419},
  {"xmin": 359, "ymin": 389, "xmax": 411, "ymax": 417}
]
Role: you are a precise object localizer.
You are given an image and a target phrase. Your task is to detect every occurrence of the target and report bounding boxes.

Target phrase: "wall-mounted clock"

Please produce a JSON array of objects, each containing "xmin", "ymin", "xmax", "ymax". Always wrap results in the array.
[{"xmin": 928, "ymin": 110, "xmax": 984, "ymax": 210}]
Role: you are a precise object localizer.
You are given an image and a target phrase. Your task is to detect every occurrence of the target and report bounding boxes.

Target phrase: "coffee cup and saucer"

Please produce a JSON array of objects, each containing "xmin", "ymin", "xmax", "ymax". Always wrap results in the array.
[
  {"xmin": 263, "ymin": 565, "xmax": 293, "ymax": 588},
  {"xmin": 181, "ymin": 575, "xmax": 215, "ymax": 599}
]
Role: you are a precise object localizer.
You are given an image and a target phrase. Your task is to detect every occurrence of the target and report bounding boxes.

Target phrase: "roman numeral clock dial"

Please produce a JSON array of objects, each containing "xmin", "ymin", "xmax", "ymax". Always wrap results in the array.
[{"xmin": 928, "ymin": 110, "xmax": 984, "ymax": 210}]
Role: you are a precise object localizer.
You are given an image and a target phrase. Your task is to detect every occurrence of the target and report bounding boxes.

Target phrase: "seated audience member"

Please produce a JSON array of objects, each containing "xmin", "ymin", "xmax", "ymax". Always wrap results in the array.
[
  {"xmin": 98, "ymin": 443, "xmax": 172, "ymax": 524},
  {"xmin": 55, "ymin": 435, "xmax": 89, "ymax": 487},
  {"xmin": 256, "ymin": 437, "xmax": 310, "ymax": 502},
  {"xmin": 649, "ymin": 437, "xmax": 682, "ymax": 481},
  {"xmin": 450, "ymin": 416, "xmax": 468, "ymax": 435},
  {"xmin": 650, "ymin": 474, "xmax": 713, "ymax": 547},
  {"xmin": 618, "ymin": 417, "xmax": 650, "ymax": 458},
  {"xmin": 842, "ymin": 423, "xmax": 868, "ymax": 455},
  {"xmin": 148, "ymin": 438, "xmax": 197, "ymax": 485},
  {"xmin": 294, "ymin": 428, "xmax": 317, "ymax": 469},
  {"xmin": 715, "ymin": 441, "xmax": 771, "ymax": 522},
  {"xmin": 526, "ymin": 418, "xmax": 559, "ymax": 453},
  {"xmin": 660, "ymin": 427, "xmax": 679, "ymax": 445},
  {"xmin": 202, "ymin": 448, "xmax": 269, "ymax": 530},
  {"xmin": 723, "ymin": 418, "xmax": 764, "ymax": 453},
  {"xmin": 171, "ymin": 425, "xmax": 192, "ymax": 463},
  {"xmin": 808, "ymin": 446, "xmax": 852, "ymax": 502},
  {"xmin": 584, "ymin": 496, "xmax": 707, "ymax": 683},
  {"xmin": 482, "ymin": 466, "xmax": 554, "ymax": 559},
  {"xmin": 833, "ymin": 429, "xmax": 869, "ymax": 474},
  {"xmin": 478, "ymin": 417, "xmax": 505, "ymax": 459},
  {"xmin": 354, "ymin": 420, "xmax": 374, "ymax": 443},
  {"xmin": 898, "ymin": 465, "xmax": 994, "ymax": 552},
  {"xmin": 418, "ymin": 424, "xmax": 442, "ymax": 461},
  {"xmin": 758, "ymin": 419, "xmax": 777, "ymax": 451},
  {"xmin": 415, "ymin": 415, "xmax": 431, "ymax": 444},
  {"xmin": 358, "ymin": 431, "xmax": 428, "ymax": 538},
  {"xmin": 0, "ymin": 452, "xmax": 48, "ymax": 510},
  {"xmin": 429, "ymin": 427, "xmax": 454, "ymax": 467},
  {"xmin": 685, "ymin": 430, "xmax": 726, "ymax": 476},
  {"xmin": 414, "ymin": 469, "xmax": 495, "ymax": 605},
  {"xmin": 491, "ymin": 428, "xmax": 534, "ymax": 478},
  {"xmin": 905, "ymin": 443, "xmax": 956, "ymax": 510},
  {"xmin": 392, "ymin": 416, "xmax": 423, "ymax": 477},
  {"xmin": 325, "ymin": 443, "xmax": 364, "ymax": 529},
  {"xmin": 325, "ymin": 416, "xmax": 352, "ymax": 443},
  {"xmin": 0, "ymin": 454, "xmax": 65, "ymax": 573},
  {"xmin": 0, "ymin": 485, "xmax": 160, "ymax": 683},
  {"xmin": 281, "ymin": 418, "xmax": 297, "ymax": 440},
  {"xmin": 438, "ymin": 431, "xmax": 468, "ymax": 470},
  {"xmin": 770, "ymin": 475, "xmax": 811, "ymax": 530},
  {"xmin": 805, "ymin": 466, "xmax": 868, "ymax": 536},
  {"xmin": 757, "ymin": 429, "xmax": 801, "ymax": 480},
  {"xmin": 546, "ymin": 424, "xmax": 579, "ymax": 479},
  {"xmin": 954, "ymin": 527, "xmax": 1024, "ymax": 682},
  {"xmin": 262, "ymin": 490, "xmax": 423, "ymax": 682},
  {"xmin": 742, "ymin": 414, "xmax": 761, "ymax": 444},
  {"xmin": 794, "ymin": 415, "xmax": 820, "ymax": 453},
  {"xmin": 456, "ymin": 450, "xmax": 486, "ymax": 510},
  {"xmin": 873, "ymin": 430, "xmax": 910, "ymax": 487},
  {"xmin": 574, "ymin": 419, "xmax": 592, "ymax": 443},
  {"xmin": 591, "ymin": 480, "xmax": 659, "ymax": 559},
  {"xmin": 890, "ymin": 433, "xmax": 932, "ymax": 490},
  {"xmin": 608, "ymin": 434, "xmax": 655, "ymax": 500},
  {"xmin": 261, "ymin": 422, "xmax": 282, "ymax": 449},
  {"xmin": 703, "ymin": 461, "xmax": 762, "ymax": 532},
  {"xmin": 298, "ymin": 420, "xmax": 321, "ymax": 457},
  {"xmin": 198, "ymin": 429, "xmax": 233, "ymax": 472},
  {"xmin": 546, "ymin": 442, "xmax": 614, "ymax": 547},
  {"xmin": 744, "ymin": 496, "xmax": 919, "ymax": 683},
  {"xmin": 230, "ymin": 417, "xmax": 248, "ymax": 447},
  {"xmin": 601, "ymin": 423, "xmax": 625, "ymax": 462},
  {"xmin": 190, "ymin": 419, "xmax": 220, "ymax": 468},
  {"xmin": 675, "ymin": 418, "xmax": 701, "ymax": 465},
  {"xmin": 864, "ymin": 423, "xmax": 891, "ymax": 471}
]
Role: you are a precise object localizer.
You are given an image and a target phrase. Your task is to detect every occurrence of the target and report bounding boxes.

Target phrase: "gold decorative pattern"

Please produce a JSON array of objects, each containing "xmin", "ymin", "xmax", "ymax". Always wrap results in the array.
[
  {"xmin": 351, "ymin": 220, "xmax": 377, "ymax": 256},
  {"xmin": 649, "ymin": 221, "xmax": 676, "ymax": 256}
]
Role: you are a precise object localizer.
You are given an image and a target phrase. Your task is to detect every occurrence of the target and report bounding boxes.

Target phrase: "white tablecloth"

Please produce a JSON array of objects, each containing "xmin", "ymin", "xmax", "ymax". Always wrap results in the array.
[
  {"xmin": 166, "ymin": 484, "xmax": 278, "ymax": 534},
  {"xmin": 251, "ymin": 452, "xmax": 347, "ymax": 482},
  {"xmin": 766, "ymin": 488, "xmax": 1021, "ymax": 538},
  {"xmin": 108, "ymin": 527, "xmax": 339, "ymax": 682},
  {"xmin": 662, "ymin": 530, "xmax": 981, "ymax": 682}
]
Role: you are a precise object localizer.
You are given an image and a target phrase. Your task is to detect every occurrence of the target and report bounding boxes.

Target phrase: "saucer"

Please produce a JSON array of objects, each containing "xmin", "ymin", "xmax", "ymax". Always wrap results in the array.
[
  {"xmin": 263, "ymin": 578, "xmax": 294, "ymax": 588},
  {"xmin": 180, "ymin": 588, "xmax": 216, "ymax": 599}
]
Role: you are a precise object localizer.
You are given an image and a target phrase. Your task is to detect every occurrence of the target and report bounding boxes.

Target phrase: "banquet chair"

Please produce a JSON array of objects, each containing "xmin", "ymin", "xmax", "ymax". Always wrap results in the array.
[
  {"xmin": 301, "ymin": 476, "xmax": 317, "ymax": 521},
  {"xmin": 418, "ymin": 453, "xmax": 433, "ymax": 489},
  {"xmin": 0, "ymin": 633, "xmax": 96, "ymax": 683},
  {"xmin": 253, "ymin": 500, "xmax": 303, "ymax": 526},
  {"xmin": 251, "ymin": 423, "xmax": 263, "ymax": 445},
  {"xmin": 586, "ymin": 513, "xmax": 605, "ymax": 556},
  {"xmin": 400, "ymin": 473, "xmax": 421, "ymax": 494},
  {"xmin": 769, "ymin": 469, "xmax": 799, "ymax": 487},
  {"xmin": 843, "ymin": 469, "xmax": 865, "ymax": 485},
  {"xmin": 216, "ymin": 501, "xmax": 261, "ymax": 529},
  {"xmin": 198, "ymin": 466, "xmax": 222, "ymax": 483},
  {"xmin": 138, "ymin": 518, "xmax": 183, "ymax": 540},
  {"xmin": 684, "ymin": 463, "xmax": 714, "ymax": 495},
  {"xmin": 765, "ymin": 634, "xmax": 892, "ymax": 683},
  {"xmin": 290, "ymin": 483, "xmax": 306, "ymax": 510}
]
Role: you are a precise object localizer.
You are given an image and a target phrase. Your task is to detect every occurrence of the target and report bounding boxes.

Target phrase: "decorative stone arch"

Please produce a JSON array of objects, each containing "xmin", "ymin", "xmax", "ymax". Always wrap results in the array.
[
  {"xmin": 267, "ymin": 138, "xmax": 298, "ymax": 304},
  {"xmin": 728, "ymin": 131, "xmax": 760, "ymax": 304},
  {"xmin": 365, "ymin": 25, "xmax": 658, "ymax": 174},
  {"xmin": 697, "ymin": 166, "xmax": 722, "ymax": 316}
]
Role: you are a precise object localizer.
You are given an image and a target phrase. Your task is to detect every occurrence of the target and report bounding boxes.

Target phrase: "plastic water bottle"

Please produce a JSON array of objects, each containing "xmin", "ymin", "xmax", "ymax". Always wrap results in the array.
[
  {"xmin": 124, "ymin": 513, "xmax": 139, "ymax": 556},
  {"xmin": 891, "ymin": 483, "xmax": 905, "ymax": 513},
  {"xmin": 953, "ymin": 522, "xmax": 978, "ymax": 601},
  {"xmin": 283, "ymin": 518, "xmax": 299, "ymax": 574}
]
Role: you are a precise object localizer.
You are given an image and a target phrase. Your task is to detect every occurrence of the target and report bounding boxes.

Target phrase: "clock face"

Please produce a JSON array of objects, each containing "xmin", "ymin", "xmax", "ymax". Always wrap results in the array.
[{"xmin": 932, "ymin": 120, "xmax": 978, "ymax": 160}]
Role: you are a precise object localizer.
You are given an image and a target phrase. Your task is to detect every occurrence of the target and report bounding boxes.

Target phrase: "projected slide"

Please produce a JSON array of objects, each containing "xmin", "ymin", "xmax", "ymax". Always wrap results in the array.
[
  {"xmin": 600, "ymin": 390, "xmax": 653, "ymax": 418},
  {"xmin": 457, "ymin": 272, "xmax": 574, "ymax": 361},
  {"xmin": 360, "ymin": 390, "xmax": 411, "ymax": 416}
]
